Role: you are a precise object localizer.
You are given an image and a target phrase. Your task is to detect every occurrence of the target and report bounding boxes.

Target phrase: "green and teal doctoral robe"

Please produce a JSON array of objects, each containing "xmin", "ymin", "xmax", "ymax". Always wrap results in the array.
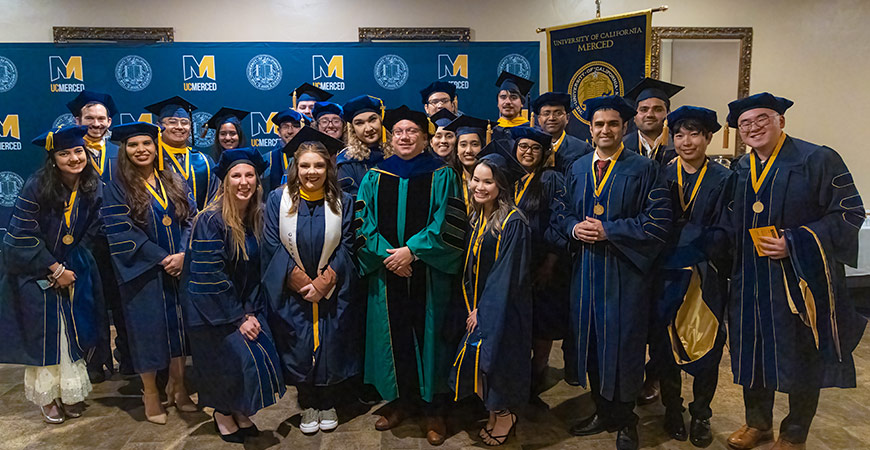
[{"xmin": 355, "ymin": 152, "xmax": 466, "ymax": 403}]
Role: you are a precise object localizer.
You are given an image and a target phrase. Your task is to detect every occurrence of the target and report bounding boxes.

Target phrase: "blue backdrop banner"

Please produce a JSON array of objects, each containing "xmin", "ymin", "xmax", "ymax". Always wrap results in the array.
[
  {"xmin": 545, "ymin": 11, "xmax": 650, "ymax": 140},
  {"xmin": 0, "ymin": 41, "xmax": 538, "ymax": 225}
]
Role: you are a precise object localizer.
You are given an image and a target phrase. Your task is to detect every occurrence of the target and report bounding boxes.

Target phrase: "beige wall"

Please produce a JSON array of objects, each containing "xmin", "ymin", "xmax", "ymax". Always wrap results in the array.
[{"xmin": 2, "ymin": 0, "xmax": 869, "ymax": 197}]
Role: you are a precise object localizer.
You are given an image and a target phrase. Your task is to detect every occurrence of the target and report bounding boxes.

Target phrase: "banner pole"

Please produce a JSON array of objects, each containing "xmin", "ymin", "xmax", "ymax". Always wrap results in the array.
[{"xmin": 535, "ymin": 5, "xmax": 668, "ymax": 33}]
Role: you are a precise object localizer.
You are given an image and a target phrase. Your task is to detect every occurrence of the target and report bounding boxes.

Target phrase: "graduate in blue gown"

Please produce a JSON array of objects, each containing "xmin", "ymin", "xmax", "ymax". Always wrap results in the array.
[
  {"xmin": 67, "ymin": 90, "xmax": 132, "ymax": 380},
  {"xmin": 652, "ymin": 107, "xmax": 733, "ymax": 446},
  {"xmin": 312, "ymin": 101, "xmax": 346, "ymax": 142},
  {"xmin": 144, "ymin": 96, "xmax": 219, "ymax": 211},
  {"xmin": 336, "ymin": 95, "xmax": 392, "ymax": 198},
  {"xmin": 203, "ymin": 107, "xmax": 249, "ymax": 161},
  {"xmin": 491, "ymin": 71, "xmax": 533, "ymax": 142},
  {"xmin": 531, "ymin": 92, "xmax": 593, "ymax": 175},
  {"xmin": 181, "ymin": 147, "xmax": 284, "ymax": 443},
  {"xmin": 622, "ymin": 78, "xmax": 683, "ymax": 168},
  {"xmin": 0, "ymin": 125, "xmax": 102, "ymax": 423},
  {"xmin": 291, "ymin": 82, "xmax": 333, "ymax": 121},
  {"xmin": 450, "ymin": 140, "xmax": 531, "ymax": 446},
  {"xmin": 428, "ymin": 108, "xmax": 458, "ymax": 164},
  {"xmin": 443, "ymin": 114, "xmax": 496, "ymax": 211},
  {"xmin": 101, "ymin": 122, "xmax": 198, "ymax": 425},
  {"xmin": 263, "ymin": 109, "xmax": 305, "ymax": 194},
  {"xmin": 553, "ymin": 95, "xmax": 672, "ymax": 449},
  {"xmin": 261, "ymin": 127, "xmax": 356, "ymax": 435},
  {"xmin": 507, "ymin": 126, "xmax": 577, "ymax": 391},
  {"xmin": 719, "ymin": 93, "xmax": 865, "ymax": 449}
]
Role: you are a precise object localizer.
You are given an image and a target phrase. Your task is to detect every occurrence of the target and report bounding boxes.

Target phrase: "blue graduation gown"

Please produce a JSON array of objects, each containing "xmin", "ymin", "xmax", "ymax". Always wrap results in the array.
[
  {"xmin": 553, "ymin": 148, "xmax": 672, "ymax": 402},
  {"xmin": 0, "ymin": 178, "xmax": 103, "ymax": 366},
  {"xmin": 181, "ymin": 209, "xmax": 284, "ymax": 416},
  {"xmin": 101, "ymin": 174, "xmax": 197, "ymax": 373},
  {"xmin": 657, "ymin": 159, "xmax": 733, "ymax": 376},
  {"xmin": 623, "ymin": 130, "xmax": 676, "ymax": 166},
  {"xmin": 450, "ymin": 210, "xmax": 531, "ymax": 411},
  {"xmin": 264, "ymin": 142, "xmax": 289, "ymax": 194},
  {"xmin": 162, "ymin": 147, "xmax": 219, "ymax": 211},
  {"xmin": 553, "ymin": 132, "xmax": 594, "ymax": 175},
  {"xmin": 336, "ymin": 146, "xmax": 384, "ymax": 198},
  {"xmin": 262, "ymin": 189, "xmax": 360, "ymax": 386},
  {"xmin": 721, "ymin": 135, "xmax": 866, "ymax": 391}
]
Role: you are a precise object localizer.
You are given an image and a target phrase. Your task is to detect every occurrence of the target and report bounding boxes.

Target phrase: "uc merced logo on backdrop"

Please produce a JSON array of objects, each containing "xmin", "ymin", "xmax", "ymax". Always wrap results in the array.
[
  {"xmin": 115, "ymin": 55, "xmax": 152, "ymax": 92},
  {"xmin": 312, "ymin": 55, "xmax": 344, "ymax": 91},
  {"xmin": 247, "ymin": 54, "xmax": 282, "ymax": 91},
  {"xmin": 497, "ymin": 54, "xmax": 531, "ymax": 79},
  {"xmin": 49, "ymin": 56, "xmax": 85, "ymax": 93},
  {"xmin": 438, "ymin": 54, "xmax": 469, "ymax": 90},
  {"xmin": 374, "ymin": 54, "xmax": 409, "ymax": 90},
  {"xmin": 1, "ymin": 114, "xmax": 22, "ymax": 151},
  {"xmin": 0, "ymin": 171, "xmax": 25, "ymax": 208},
  {"xmin": 250, "ymin": 111, "xmax": 280, "ymax": 149},
  {"xmin": 0, "ymin": 56, "xmax": 18, "ymax": 93},
  {"xmin": 568, "ymin": 61, "xmax": 623, "ymax": 124},
  {"xmin": 183, "ymin": 55, "xmax": 217, "ymax": 92}
]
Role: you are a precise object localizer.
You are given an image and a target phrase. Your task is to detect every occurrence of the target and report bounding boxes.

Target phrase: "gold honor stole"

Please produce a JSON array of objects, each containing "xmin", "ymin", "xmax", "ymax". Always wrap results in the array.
[
  {"xmin": 84, "ymin": 135, "xmax": 107, "ymax": 176},
  {"xmin": 592, "ymin": 144, "xmax": 624, "ymax": 216},
  {"xmin": 749, "ymin": 132, "xmax": 787, "ymax": 214},
  {"xmin": 676, "ymin": 158, "xmax": 708, "ymax": 212},
  {"xmin": 62, "ymin": 184, "xmax": 78, "ymax": 245},
  {"xmin": 546, "ymin": 131, "xmax": 567, "ymax": 167},
  {"xmin": 162, "ymin": 143, "xmax": 191, "ymax": 180},
  {"xmin": 497, "ymin": 116, "xmax": 528, "ymax": 128}
]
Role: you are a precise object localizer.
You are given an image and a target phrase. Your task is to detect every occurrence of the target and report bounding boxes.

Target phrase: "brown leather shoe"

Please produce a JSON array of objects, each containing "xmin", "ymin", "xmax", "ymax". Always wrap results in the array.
[
  {"xmin": 425, "ymin": 415, "xmax": 447, "ymax": 446},
  {"xmin": 637, "ymin": 379, "xmax": 660, "ymax": 406},
  {"xmin": 727, "ymin": 424, "xmax": 773, "ymax": 449},
  {"xmin": 374, "ymin": 407, "xmax": 406, "ymax": 431},
  {"xmin": 770, "ymin": 437, "xmax": 806, "ymax": 450}
]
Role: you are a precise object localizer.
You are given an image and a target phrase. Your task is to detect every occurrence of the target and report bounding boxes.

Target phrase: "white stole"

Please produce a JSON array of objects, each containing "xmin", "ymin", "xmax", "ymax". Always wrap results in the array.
[{"xmin": 279, "ymin": 187, "xmax": 341, "ymax": 298}]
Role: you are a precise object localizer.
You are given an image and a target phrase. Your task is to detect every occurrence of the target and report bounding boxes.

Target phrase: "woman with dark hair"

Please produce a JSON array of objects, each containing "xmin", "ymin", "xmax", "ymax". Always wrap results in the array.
[
  {"xmin": 262, "ymin": 127, "xmax": 357, "ymax": 435},
  {"xmin": 443, "ymin": 115, "xmax": 495, "ymax": 210},
  {"xmin": 205, "ymin": 107, "xmax": 249, "ymax": 161},
  {"xmin": 336, "ymin": 95, "xmax": 392, "ymax": 198},
  {"xmin": 428, "ymin": 108, "xmax": 457, "ymax": 163},
  {"xmin": 180, "ymin": 147, "xmax": 285, "ymax": 443},
  {"xmin": 507, "ymin": 126, "xmax": 575, "ymax": 393},
  {"xmin": 0, "ymin": 125, "xmax": 103, "ymax": 424},
  {"xmin": 101, "ymin": 122, "xmax": 198, "ymax": 425},
  {"xmin": 450, "ymin": 140, "xmax": 531, "ymax": 446}
]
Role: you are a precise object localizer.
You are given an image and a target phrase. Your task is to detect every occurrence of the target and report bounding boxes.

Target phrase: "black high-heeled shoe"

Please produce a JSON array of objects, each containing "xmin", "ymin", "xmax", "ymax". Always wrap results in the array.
[
  {"xmin": 239, "ymin": 423, "xmax": 260, "ymax": 438},
  {"xmin": 481, "ymin": 410, "xmax": 517, "ymax": 446},
  {"xmin": 213, "ymin": 412, "xmax": 245, "ymax": 444}
]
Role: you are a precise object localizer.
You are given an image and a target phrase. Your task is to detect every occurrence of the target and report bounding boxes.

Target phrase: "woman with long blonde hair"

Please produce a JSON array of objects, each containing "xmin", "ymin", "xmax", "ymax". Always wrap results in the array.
[
  {"xmin": 262, "ymin": 127, "xmax": 358, "ymax": 435},
  {"xmin": 101, "ymin": 122, "xmax": 197, "ymax": 425},
  {"xmin": 180, "ymin": 147, "xmax": 285, "ymax": 443},
  {"xmin": 335, "ymin": 95, "xmax": 393, "ymax": 197}
]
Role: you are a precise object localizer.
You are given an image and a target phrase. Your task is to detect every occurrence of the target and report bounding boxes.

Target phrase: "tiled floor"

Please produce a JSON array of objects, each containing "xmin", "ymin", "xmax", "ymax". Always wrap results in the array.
[{"xmin": 1, "ymin": 339, "xmax": 868, "ymax": 449}]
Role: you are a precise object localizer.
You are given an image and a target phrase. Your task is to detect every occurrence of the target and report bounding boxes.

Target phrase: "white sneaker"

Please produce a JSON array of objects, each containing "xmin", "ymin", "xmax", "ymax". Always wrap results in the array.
[
  {"xmin": 319, "ymin": 408, "xmax": 338, "ymax": 431},
  {"xmin": 300, "ymin": 408, "xmax": 320, "ymax": 434}
]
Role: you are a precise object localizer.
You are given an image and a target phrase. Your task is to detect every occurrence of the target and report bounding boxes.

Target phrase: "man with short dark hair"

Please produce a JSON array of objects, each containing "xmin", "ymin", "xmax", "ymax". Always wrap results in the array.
[
  {"xmin": 623, "ymin": 78, "xmax": 683, "ymax": 166},
  {"xmin": 532, "ymin": 91, "xmax": 593, "ymax": 174},
  {"xmin": 420, "ymin": 81, "xmax": 458, "ymax": 116},
  {"xmin": 68, "ymin": 90, "xmax": 119, "ymax": 181},
  {"xmin": 492, "ymin": 71, "xmax": 533, "ymax": 142}
]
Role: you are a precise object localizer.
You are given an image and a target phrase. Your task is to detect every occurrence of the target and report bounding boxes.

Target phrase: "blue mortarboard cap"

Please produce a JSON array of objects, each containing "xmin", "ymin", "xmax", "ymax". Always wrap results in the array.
[
  {"xmin": 109, "ymin": 121, "xmax": 161, "ymax": 143},
  {"xmin": 66, "ymin": 90, "xmax": 118, "ymax": 118},
  {"xmin": 444, "ymin": 114, "xmax": 494, "ymax": 144},
  {"xmin": 726, "ymin": 92, "xmax": 794, "ymax": 128},
  {"xmin": 144, "ymin": 96, "xmax": 197, "ymax": 120},
  {"xmin": 509, "ymin": 126, "xmax": 552, "ymax": 150},
  {"xmin": 292, "ymin": 82, "xmax": 333, "ymax": 104},
  {"xmin": 32, "ymin": 125, "xmax": 88, "ymax": 152},
  {"xmin": 580, "ymin": 95, "xmax": 637, "ymax": 122},
  {"xmin": 624, "ymin": 77, "xmax": 684, "ymax": 108},
  {"xmin": 495, "ymin": 71, "xmax": 535, "ymax": 98},
  {"xmin": 312, "ymin": 102, "xmax": 343, "ymax": 121},
  {"xmin": 667, "ymin": 106, "xmax": 721, "ymax": 134},
  {"xmin": 342, "ymin": 95, "xmax": 383, "ymax": 122},
  {"xmin": 215, "ymin": 147, "xmax": 267, "ymax": 180},
  {"xmin": 532, "ymin": 92, "xmax": 571, "ymax": 114},
  {"xmin": 205, "ymin": 107, "xmax": 249, "ymax": 130},
  {"xmin": 477, "ymin": 139, "xmax": 528, "ymax": 186},
  {"xmin": 383, "ymin": 105, "xmax": 434, "ymax": 136},
  {"xmin": 282, "ymin": 125, "xmax": 345, "ymax": 157},
  {"xmin": 270, "ymin": 109, "xmax": 305, "ymax": 127},
  {"xmin": 429, "ymin": 109, "xmax": 458, "ymax": 129},
  {"xmin": 420, "ymin": 81, "xmax": 457, "ymax": 104}
]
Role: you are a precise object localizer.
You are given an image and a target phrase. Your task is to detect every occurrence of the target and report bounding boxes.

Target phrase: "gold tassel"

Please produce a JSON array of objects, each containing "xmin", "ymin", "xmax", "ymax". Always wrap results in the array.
[
  {"xmin": 44, "ymin": 131, "xmax": 54, "ymax": 152},
  {"xmin": 530, "ymin": 111, "xmax": 535, "ymax": 127},
  {"xmin": 157, "ymin": 128, "xmax": 164, "ymax": 171},
  {"xmin": 380, "ymin": 100, "xmax": 387, "ymax": 144},
  {"xmin": 661, "ymin": 118, "xmax": 669, "ymax": 147},
  {"xmin": 292, "ymin": 90, "xmax": 297, "ymax": 109},
  {"xmin": 486, "ymin": 122, "xmax": 492, "ymax": 145},
  {"xmin": 428, "ymin": 118, "xmax": 436, "ymax": 136},
  {"xmin": 723, "ymin": 125, "xmax": 730, "ymax": 149}
]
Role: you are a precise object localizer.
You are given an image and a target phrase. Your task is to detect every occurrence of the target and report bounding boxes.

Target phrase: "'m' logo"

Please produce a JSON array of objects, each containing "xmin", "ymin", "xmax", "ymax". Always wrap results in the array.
[
  {"xmin": 1, "ymin": 115, "xmax": 20, "ymax": 139},
  {"xmin": 251, "ymin": 112, "xmax": 279, "ymax": 136},
  {"xmin": 312, "ymin": 55, "xmax": 344, "ymax": 80},
  {"xmin": 438, "ymin": 54, "xmax": 468, "ymax": 79},
  {"xmin": 119, "ymin": 113, "xmax": 154, "ymax": 125},
  {"xmin": 182, "ymin": 55, "xmax": 216, "ymax": 81},
  {"xmin": 49, "ymin": 56, "xmax": 83, "ymax": 82}
]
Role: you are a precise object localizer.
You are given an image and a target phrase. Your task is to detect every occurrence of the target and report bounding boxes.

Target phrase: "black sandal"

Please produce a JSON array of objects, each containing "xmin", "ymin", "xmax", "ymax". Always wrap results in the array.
[{"xmin": 481, "ymin": 410, "xmax": 517, "ymax": 446}]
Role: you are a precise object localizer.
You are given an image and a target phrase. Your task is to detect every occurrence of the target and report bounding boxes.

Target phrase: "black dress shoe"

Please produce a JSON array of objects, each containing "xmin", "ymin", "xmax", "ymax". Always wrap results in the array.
[
  {"xmin": 239, "ymin": 423, "xmax": 260, "ymax": 438},
  {"xmin": 689, "ymin": 417, "xmax": 713, "ymax": 448},
  {"xmin": 569, "ymin": 413, "xmax": 611, "ymax": 436},
  {"xmin": 616, "ymin": 423, "xmax": 639, "ymax": 450},
  {"xmin": 87, "ymin": 368, "xmax": 106, "ymax": 384},
  {"xmin": 664, "ymin": 408, "xmax": 687, "ymax": 441},
  {"xmin": 213, "ymin": 414, "xmax": 245, "ymax": 444},
  {"xmin": 637, "ymin": 379, "xmax": 660, "ymax": 406}
]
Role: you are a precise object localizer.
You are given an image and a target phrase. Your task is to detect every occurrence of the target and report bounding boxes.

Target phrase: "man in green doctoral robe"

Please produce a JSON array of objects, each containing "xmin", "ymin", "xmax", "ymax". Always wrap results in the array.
[{"xmin": 355, "ymin": 105, "xmax": 466, "ymax": 445}]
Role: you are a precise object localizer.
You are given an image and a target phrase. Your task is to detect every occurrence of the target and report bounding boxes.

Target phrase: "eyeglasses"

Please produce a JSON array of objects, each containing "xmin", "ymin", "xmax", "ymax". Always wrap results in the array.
[
  {"xmin": 317, "ymin": 118, "xmax": 343, "ymax": 127},
  {"xmin": 517, "ymin": 142, "xmax": 543, "ymax": 153},
  {"xmin": 538, "ymin": 111, "xmax": 566, "ymax": 119},
  {"xmin": 427, "ymin": 97, "xmax": 452, "ymax": 107},
  {"xmin": 393, "ymin": 127, "xmax": 421, "ymax": 137},
  {"xmin": 163, "ymin": 118, "xmax": 191, "ymax": 127},
  {"xmin": 737, "ymin": 113, "xmax": 777, "ymax": 132}
]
